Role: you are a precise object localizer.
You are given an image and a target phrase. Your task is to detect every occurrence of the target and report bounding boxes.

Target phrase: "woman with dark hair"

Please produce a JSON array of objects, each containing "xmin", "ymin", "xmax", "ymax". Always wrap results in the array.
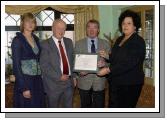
[
  {"xmin": 11, "ymin": 13, "xmax": 45, "ymax": 107},
  {"xmin": 98, "ymin": 10, "xmax": 146, "ymax": 108}
]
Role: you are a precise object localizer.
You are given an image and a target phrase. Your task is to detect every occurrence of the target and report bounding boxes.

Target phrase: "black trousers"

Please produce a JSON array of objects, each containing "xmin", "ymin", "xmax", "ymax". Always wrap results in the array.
[
  {"xmin": 108, "ymin": 84, "xmax": 143, "ymax": 108},
  {"xmin": 79, "ymin": 88, "xmax": 105, "ymax": 108}
]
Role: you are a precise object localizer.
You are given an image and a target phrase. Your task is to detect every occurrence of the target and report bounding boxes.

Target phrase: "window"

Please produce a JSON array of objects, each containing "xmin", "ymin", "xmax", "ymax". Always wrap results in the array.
[
  {"xmin": 61, "ymin": 14, "xmax": 74, "ymax": 24},
  {"xmin": 5, "ymin": 7, "xmax": 74, "ymax": 65},
  {"xmin": 144, "ymin": 9, "xmax": 154, "ymax": 78}
]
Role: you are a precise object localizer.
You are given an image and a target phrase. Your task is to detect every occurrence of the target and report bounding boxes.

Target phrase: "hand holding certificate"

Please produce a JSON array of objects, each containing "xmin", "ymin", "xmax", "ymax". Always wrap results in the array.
[
  {"xmin": 97, "ymin": 67, "xmax": 110, "ymax": 76},
  {"xmin": 74, "ymin": 54, "xmax": 98, "ymax": 73}
]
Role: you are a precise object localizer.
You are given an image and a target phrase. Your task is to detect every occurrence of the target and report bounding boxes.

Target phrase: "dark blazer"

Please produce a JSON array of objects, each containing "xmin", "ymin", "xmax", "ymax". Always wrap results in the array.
[{"xmin": 108, "ymin": 33, "xmax": 146, "ymax": 85}]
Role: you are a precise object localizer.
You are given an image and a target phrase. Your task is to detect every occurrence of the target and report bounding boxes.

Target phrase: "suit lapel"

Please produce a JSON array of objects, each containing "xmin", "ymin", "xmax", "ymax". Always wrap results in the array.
[
  {"xmin": 63, "ymin": 38, "xmax": 73, "ymax": 72},
  {"xmin": 63, "ymin": 38, "xmax": 70, "ymax": 61},
  {"xmin": 97, "ymin": 38, "xmax": 100, "ymax": 52},
  {"xmin": 82, "ymin": 38, "xmax": 88, "ymax": 53},
  {"xmin": 48, "ymin": 37, "xmax": 61, "ymax": 65},
  {"xmin": 97, "ymin": 38, "xmax": 106, "ymax": 52}
]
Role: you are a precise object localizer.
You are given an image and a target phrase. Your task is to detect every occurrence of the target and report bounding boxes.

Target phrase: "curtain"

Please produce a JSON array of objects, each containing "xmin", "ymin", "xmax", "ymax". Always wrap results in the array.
[
  {"xmin": 74, "ymin": 6, "xmax": 99, "ymax": 41},
  {"xmin": 5, "ymin": 5, "xmax": 99, "ymax": 41}
]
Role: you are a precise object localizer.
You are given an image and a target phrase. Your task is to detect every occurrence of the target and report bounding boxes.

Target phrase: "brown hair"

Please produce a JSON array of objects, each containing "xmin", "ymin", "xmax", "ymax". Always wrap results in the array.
[
  {"xmin": 20, "ymin": 13, "xmax": 37, "ymax": 32},
  {"xmin": 86, "ymin": 19, "xmax": 100, "ymax": 29}
]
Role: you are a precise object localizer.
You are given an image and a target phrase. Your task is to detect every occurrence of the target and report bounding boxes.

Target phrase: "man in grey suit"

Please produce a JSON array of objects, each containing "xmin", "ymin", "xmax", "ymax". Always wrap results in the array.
[
  {"xmin": 74, "ymin": 19, "xmax": 110, "ymax": 107},
  {"xmin": 40, "ymin": 19, "xmax": 74, "ymax": 108}
]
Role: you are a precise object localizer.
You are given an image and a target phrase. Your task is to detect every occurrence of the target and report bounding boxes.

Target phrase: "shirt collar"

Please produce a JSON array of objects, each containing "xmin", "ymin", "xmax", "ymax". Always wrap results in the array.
[
  {"xmin": 87, "ymin": 37, "xmax": 98, "ymax": 41},
  {"xmin": 52, "ymin": 35, "xmax": 63, "ymax": 43}
]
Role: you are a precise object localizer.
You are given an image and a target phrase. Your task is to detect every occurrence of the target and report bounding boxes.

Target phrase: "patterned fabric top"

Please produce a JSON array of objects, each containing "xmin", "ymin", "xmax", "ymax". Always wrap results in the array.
[{"xmin": 21, "ymin": 59, "xmax": 41, "ymax": 75}]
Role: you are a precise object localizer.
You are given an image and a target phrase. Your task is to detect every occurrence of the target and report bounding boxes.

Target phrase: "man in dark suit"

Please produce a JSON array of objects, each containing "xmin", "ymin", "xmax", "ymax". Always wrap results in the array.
[{"xmin": 40, "ymin": 19, "xmax": 74, "ymax": 107}]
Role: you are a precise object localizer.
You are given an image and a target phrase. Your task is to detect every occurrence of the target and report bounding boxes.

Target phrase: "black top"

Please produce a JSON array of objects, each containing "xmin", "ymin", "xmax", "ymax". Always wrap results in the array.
[{"xmin": 108, "ymin": 33, "xmax": 146, "ymax": 85}]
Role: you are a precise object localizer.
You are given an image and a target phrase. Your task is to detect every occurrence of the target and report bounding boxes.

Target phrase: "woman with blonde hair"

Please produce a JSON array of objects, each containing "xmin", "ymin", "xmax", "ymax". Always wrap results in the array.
[{"xmin": 11, "ymin": 13, "xmax": 45, "ymax": 107}]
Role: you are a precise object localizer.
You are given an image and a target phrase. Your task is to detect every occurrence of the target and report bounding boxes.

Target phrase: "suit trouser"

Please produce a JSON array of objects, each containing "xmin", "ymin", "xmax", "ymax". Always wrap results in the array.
[
  {"xmin": 79, "ymin": 88, "xmax": 105, "ymax": 108},
  {"xmin": 46, "ymin": 86, "xmax": 73, "ymax": 108},
  {"xmin": 108, "ymin": 84, "xmax": 143, "ymax": 108}
]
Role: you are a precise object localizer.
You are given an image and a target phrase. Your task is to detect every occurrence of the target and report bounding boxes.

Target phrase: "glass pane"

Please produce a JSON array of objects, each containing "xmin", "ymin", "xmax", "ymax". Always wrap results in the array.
[
  {"xmin": 61, "ymin": 14, "xmax": 74, "ymax": 24},
  {"xmin": 43, "ymin": 17, "xmax": 53, "ymax": 26},
  {"xmin": 65, "ymin": 14, "xmax": 74, "ymax": 24},
  {"xmin": 144, "ymin": 9, "xmax": 154, "ymax": 78},
  {"xmin": 7, "ymin": 31, "xmax": 17, "ymax": 46},
  {"xmin": 35, "ymin": 10, "xmax": 54, "ymax": 26},
  {"xmin": 36, "ymin": 17, "xmax": 42, "ymax": 26},
  {"xmin": 5, "ymin": 46, "xmax": 8, "ymax": 63},
  {"xmin": 5, "ymin": 15, "xmax": 17, "ymax": 26},
  {"xmin": 49, "ymin": 11, "xmax": 54, "ymax": 21},
  {"xmin": 44, "ymin": 10, "xmax": 53, "ymax": 16},
  {"xmin": 64, "ymin": 31, "xmax": 74, "ymax": 42},
  {"xmin": 35, "ymin": 31, "xmax": 52, "ymax": 41},
  {"xmin": 17, "ymin": 19, "xmax": 20, "ymax": 26},
  {"xmin": 44, "ymin": 10, "xmax": 54, "ymax": 21},
  {"xmin": 5, "ymin": 14, "xmax": 20, "ymax": 26},
  {"xmin": 5, "ymin": 31, "xmax": 19, "ymax": 64},
  {"xmin": 10, "ymin": 15, "xmax": 20, "ymax": 21},
  {"xmin": 38, "ymin": 11, "xmax": 48, "ymax": 21},
  {"xmin": 61, "ymin": 14, "xmax": 70, "ymax": 24}
]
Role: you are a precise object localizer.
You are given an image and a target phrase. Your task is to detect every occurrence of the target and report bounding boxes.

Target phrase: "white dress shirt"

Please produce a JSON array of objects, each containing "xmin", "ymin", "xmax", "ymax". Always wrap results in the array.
[{"xmin": 52, "ymin": 36, "xmax": 71, "ymax": 75}]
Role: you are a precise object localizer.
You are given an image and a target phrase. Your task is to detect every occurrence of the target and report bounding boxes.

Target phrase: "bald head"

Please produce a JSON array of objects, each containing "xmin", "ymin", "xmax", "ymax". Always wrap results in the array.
[
  {"xmin": 52, "ymin": 19, "xmax": 67, "ymax": 40},
  {"xmin": 52, "ymin": 19, "xmax": 67, "ymax": 28}
]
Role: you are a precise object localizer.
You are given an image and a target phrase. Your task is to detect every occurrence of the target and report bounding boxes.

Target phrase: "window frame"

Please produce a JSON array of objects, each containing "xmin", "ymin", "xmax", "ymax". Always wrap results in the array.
[{"xmin": 5, "ymin": 7, "xmax": 74, "ymax": 31}]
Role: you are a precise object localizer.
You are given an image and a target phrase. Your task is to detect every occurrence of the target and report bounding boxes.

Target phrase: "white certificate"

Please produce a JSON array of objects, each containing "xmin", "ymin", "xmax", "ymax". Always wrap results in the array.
[{"xmin": 74, "ymin": 54, "xmax": 98, "ymax": 72}]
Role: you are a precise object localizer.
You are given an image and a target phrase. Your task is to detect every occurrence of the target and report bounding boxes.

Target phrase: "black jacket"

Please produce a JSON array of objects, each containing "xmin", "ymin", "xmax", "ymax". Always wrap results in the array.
[{"xmin": 108, "ymin": 33, "xmax": 146, "ymax": 85}]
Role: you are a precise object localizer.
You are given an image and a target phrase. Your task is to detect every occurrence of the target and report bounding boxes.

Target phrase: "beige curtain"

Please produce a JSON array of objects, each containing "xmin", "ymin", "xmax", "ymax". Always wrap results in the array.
[
  {"xmin": 74, "ymin": 6, "xmax": 99, "ymax": 41},
  {"xmin": 5, "ymin": 5, "xmax": 99, "ymax": 41}
]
